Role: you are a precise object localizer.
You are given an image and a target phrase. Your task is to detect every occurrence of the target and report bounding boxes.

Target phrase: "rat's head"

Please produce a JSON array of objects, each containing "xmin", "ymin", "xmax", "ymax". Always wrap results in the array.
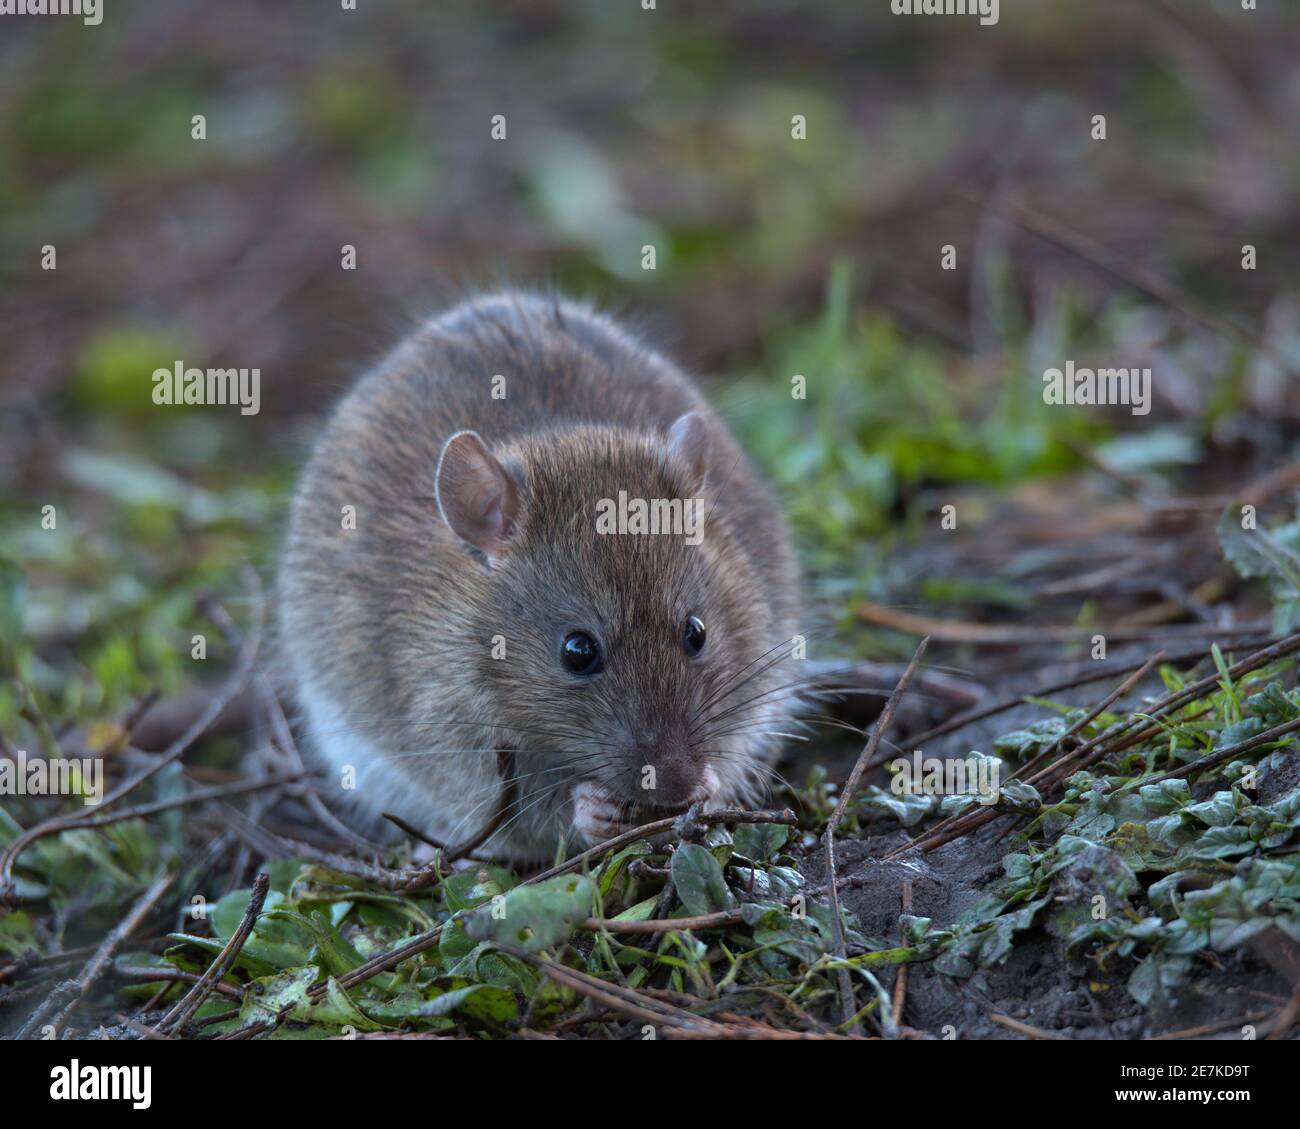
[{"xmin": 434, "ymin": 413, "xmax": 794, "ymax": 848}]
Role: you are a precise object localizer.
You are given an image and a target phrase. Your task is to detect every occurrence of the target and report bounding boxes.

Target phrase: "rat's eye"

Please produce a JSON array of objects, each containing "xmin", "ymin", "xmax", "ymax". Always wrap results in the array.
[
  {"xmin": 561, "ymin": 631, "xmax": 603, "ymax": 675},
  {"xmin": 683, "ymin": 615, "xmax": 706, "ymax": 657}
]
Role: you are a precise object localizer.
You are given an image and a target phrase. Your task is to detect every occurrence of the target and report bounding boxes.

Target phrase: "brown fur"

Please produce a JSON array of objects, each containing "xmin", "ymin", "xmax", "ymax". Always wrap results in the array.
[{"xmin": 279, "ymin": 292, "xmax": 801, "ymax": 860}]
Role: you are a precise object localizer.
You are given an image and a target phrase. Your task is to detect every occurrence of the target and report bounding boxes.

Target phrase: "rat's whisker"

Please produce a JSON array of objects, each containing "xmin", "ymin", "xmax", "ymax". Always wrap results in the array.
[
  {"xmin": 695, "ymin": 644, "xmax": 800, "ymax": 722},
  {"xmin": 691, "ymin": 636, "xmax": 800, "ymax": 722}
]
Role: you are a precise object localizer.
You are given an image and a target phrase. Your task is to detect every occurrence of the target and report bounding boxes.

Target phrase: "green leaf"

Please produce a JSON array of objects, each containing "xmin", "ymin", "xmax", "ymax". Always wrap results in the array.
[
  {"xmin": 464, "ymin": 874, "xmax": 594, "ymax": 953},
  {"xmin": 1127, "ymin": 952, "xmax": 1191, "ymax": 1007},
  {"xmin": 441, "ymin": 866, "xmax": 517, "ymax": 913},
  {"xmin": 1218, "ymin": 506, "xmax": 1300, "ymax": 588},
  {"xmin": 164, "ymin": 934, "xmax": 278, "ymax": 979},
  {"xmin": 203, "ymin": 889, "xmax": 314, "ymax": 970},
  {"xmin": 414, "ymin": 982, "xmax": 519, "ymax": 1026},
  {"xmin": 860, "ymin": 785, "xmax": 940, "ymax": 827},
  {"xmin": 0, "ymin": 910, "xmax": 38, "ymax": 958},
  {"xmin": 901, "ymin": 915, "xmax": 933, "ymax": 944},
  {"xmin": 1139, "ymin": 778, "xmax": 1191, "ymax": 814},
  {"xmin": 597, "ymin": 840, "xmax": 651, "ymax": 898},
  {"xmin": 1190, "ymin": 825, "xmax": 1255, "ymax": 860},
  {"xmin": 235, "ymin": 965, "xmax": 316, "ymax": 1027},
  {"xmin": 1246, "ymin": 683, "xmax": 1299, "ymax": 726},
  {"xmin": 611, "ymin": 895, "xmax": 658, "ymax": 922},
  {"xmin": 235, "ymin": 966, "xmax": 384, "ymax": 1031},
  {"xmin": 670, "ymin": 843, "xmax": 736, "ymax": 916},
  {"xmin": 263, "ymin": 908, "xmax": 373, "ymax": 981},
  {"xmin": 1216, "ymin": 717, "xmax": 1263, "ymax": 750},
  {"xmin": 995, "ymin": 782, "xmax": 1042, "ymax": 814},
  {"xmin": 733, "ymin": 822, "xmax": 789, "ymax": 863},
  {"xmin": 443, "ymin": 941, "xmax": 535, "ymax": 994},
  {"xmin": 1184, "ymin": 791, "xmax": 1240, "ymax": 828}
]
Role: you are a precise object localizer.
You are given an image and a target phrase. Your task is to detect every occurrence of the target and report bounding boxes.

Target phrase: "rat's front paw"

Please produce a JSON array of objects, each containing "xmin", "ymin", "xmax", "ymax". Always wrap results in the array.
[
  {"xmin": 571, "ymin": 769, "xmax": 720, "ymax": 846},
  {"xmin": 572, "ymin": 782, "xmax": 639, "ymax": 844}
]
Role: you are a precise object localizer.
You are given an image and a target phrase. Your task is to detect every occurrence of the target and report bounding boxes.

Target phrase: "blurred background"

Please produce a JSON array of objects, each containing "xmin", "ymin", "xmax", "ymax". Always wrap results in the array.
[{"xmin": 1, "ymin": 0, "xmax": 1298, "ymax": 722}]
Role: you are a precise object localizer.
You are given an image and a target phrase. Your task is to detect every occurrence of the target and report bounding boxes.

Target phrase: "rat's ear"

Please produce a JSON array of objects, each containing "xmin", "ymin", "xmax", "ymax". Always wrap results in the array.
[
  {"xmin": 665, "ymin": 411, "xmax": 710, "ymax": 492},
  {"xmin": 435, "ymin": 430, "xmax": 519, "ymax": 566}
]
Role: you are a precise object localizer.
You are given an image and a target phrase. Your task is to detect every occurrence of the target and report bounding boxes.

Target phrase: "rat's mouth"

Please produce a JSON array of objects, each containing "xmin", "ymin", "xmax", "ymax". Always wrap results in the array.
[{"xmin": 571, "ymin": 769, "xmax": 720, "ymax": 845}]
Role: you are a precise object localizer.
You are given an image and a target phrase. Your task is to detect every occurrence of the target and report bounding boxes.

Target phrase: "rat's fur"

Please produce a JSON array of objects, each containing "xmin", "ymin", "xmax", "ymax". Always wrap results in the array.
[{"xmin": 279, "ymin": 292, "xmax": 800, "ymax": 860}]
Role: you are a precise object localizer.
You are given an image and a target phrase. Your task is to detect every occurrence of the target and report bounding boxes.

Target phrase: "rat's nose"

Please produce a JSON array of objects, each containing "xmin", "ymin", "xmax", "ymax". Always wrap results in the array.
[{"xmin": 630, "ymin": 741, "xmax": 716, "ymax": 809}]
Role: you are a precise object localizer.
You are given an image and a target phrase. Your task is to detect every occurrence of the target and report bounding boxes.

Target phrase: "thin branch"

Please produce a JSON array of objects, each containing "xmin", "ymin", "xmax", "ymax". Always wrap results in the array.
[
  {"xmin": 115, "ymin": 965, "xmax": 244, "ymax": 1001},
  {"xmin": 228, "ymin": 806, "xmax": 798, "ymax": 1039},
  {"xmin": 897, "ymin": 642, "xmax": 1235, "ymax": 755},
  {"xmin": 383, "ymin": 749, "xmax": 517, "ymax": 864},
  {"xmin": 159, "ymin": 872, "xmax": 269, "ymax": 1034},
  {"xmin": 823, "ymin": 636, "xmax": 928, "ymax": 1030},
  {"xmin": 1006, "ymin": 652, "xmax": 1164, "ymax": 783},
  {"xmin": 15, "ymin": 870, "xmax": 174, "ymax": 1038},
  {"xmin": 856, "ymin": 601, "xmax": 1269, "ymax": 646},
  {"xmin": 890, "ymin": 631, "xmax": 1300, "ymax": 858},
  {"xmin": 0, "ymin": 601, "xmax": 261, "ymax": 906},
  {"xmin": 988, "ymin": 1012, "xmax": 1065, "ymax": 1040},
  {"xmin": 1139, "ymin": 714, "xmax": 1300, "ymax": 787},
  {"xmin": 582, "ymin": 910, "xmax": 745, "ymax": 934},
  {"xmin": 891, "ymin": 879, "xmax": 913, "ymax": 1030}
]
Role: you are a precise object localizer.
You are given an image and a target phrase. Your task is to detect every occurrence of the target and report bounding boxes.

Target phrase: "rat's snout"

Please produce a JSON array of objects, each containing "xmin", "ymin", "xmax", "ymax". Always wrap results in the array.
[
  {"xmin": 571, "ymin": 758, "xmax": 721, "ymax": 846},
  {"xmin": 630, "ymin": 739, "xmax": 718, "ymax": 810},
  {"xmin": 570, "ymin": 729, "xmax": 721, "ymax": 846}
]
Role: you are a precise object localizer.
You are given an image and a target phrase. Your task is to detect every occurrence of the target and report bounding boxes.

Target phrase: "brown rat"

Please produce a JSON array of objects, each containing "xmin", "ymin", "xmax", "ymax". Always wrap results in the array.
[{"xmin": 279, "ymin": 292, "xmax": 801, "ymax": 861}]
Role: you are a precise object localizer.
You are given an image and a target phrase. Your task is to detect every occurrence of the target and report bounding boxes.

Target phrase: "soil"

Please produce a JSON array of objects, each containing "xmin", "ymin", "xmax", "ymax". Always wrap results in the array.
[
  {"xmin": 782, "ymin": 465, "xmax": 1300, "ymax": 1040},
  {"xmin": 794, "ymin": 826, "xmax": 1293, "ymax": 1040}
]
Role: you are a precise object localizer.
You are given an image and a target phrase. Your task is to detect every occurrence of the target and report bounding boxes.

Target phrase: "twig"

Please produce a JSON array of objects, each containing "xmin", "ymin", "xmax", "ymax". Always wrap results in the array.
[
  {"xmin": 897, "ymin": 642, "xmax": 1236, "ymax": 755},
  {"xmin": 1140, "ymin": 714, "xmax": 1300, "ymax": 787},
  {"xmin": 1240, "ymin": 462, "xmax": 1300, "ymax": 509},
  {"xmin": 119, "ymin": 1016, "xmax": 171, "ymax": 1041},
  {"xmin": 228, "ymin": 806, "xmax": 798, "ymax": 1039},
  {"xmin": 219, "ymin": 806, "xmax": 445, "ymax": 892},
  {"xmin": 1154, "ymin": 1009, "xmax": 1274, "ymax": 1041},
  {"xmin": 55, "ymin": 770, "xmax": 303, "ymax": 833},
  {"xmin": 382, "ymin": 749, "xmax": 516, "ymax": 864},
  {"xmin": 0, "ymin": 601, "xmax": 261, "ymax": 905},
  {"xmin": 1044, "ymin": 633, "xmax": 1300, "ymax": 788},
  {"xmin": 988, "ymin": 1012, "xmax": 1065, "ymax": 1040},
  {"xmin": 524, "ymin": 808, "xmax": 798, "ymax": 889},
  {"xmin": 200, "ymin": 591, "xmax": 384, "ymax": 856},
  {"xmin": 381, "ymin": 810, "xmax": 444, "ymax": 850},
  {"xmin": 583, "ymin": 910, "xmax": 745, "ymax": 934},
  {"xmin": 803, "ymin": 659, "xmax": 980, "ymax": 707},
  {"xmin": 891, "ymin": 631, "xmax": 1300, "ymax": 858},
  {"xmin": 115, "ymin": 965, "xmax": 243, "ymax": 1000},
  {"xmin": 891, "ymin": 879, "xmax": 913, "ymax": 1029},
  {"xmin": 1266, "ymin": 981, "xmax": 1300, "ymax": 1041},
  {"xmin": 662, "ymin": 1023, "xmax": 868, "ymax": 1040},
  {"xmin": 496, "ymin": 942, "xmax": 854, "ymax": 1038},
  {"xmin": 158, "ymin": 873, "xmax": 269, "ymax": 1034},
  {"xmin": 856, "ymin": 601, "xmax": 1269, "ymax": 645},
  {"xmin": 15, "ymin": 870, "xmax": 174, "ymax": 1037},
  {"xmin": 823, "ymin": 637, "xmax": 928, "ymax": 1030},
  {"xmin": 493, "ymin": 942, "xmax": 724, "ymax": 1033},
  {"xmin": 1006, "ymin": 652, "xmax": 1164, "ymax": 783},
  {"xmin": 962, "ymin": 192, "xmax": 1295, "ymax": 375},
  {"xmin": 261, "ymin": 675, "xmax": 380, "ymax": 854}
]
